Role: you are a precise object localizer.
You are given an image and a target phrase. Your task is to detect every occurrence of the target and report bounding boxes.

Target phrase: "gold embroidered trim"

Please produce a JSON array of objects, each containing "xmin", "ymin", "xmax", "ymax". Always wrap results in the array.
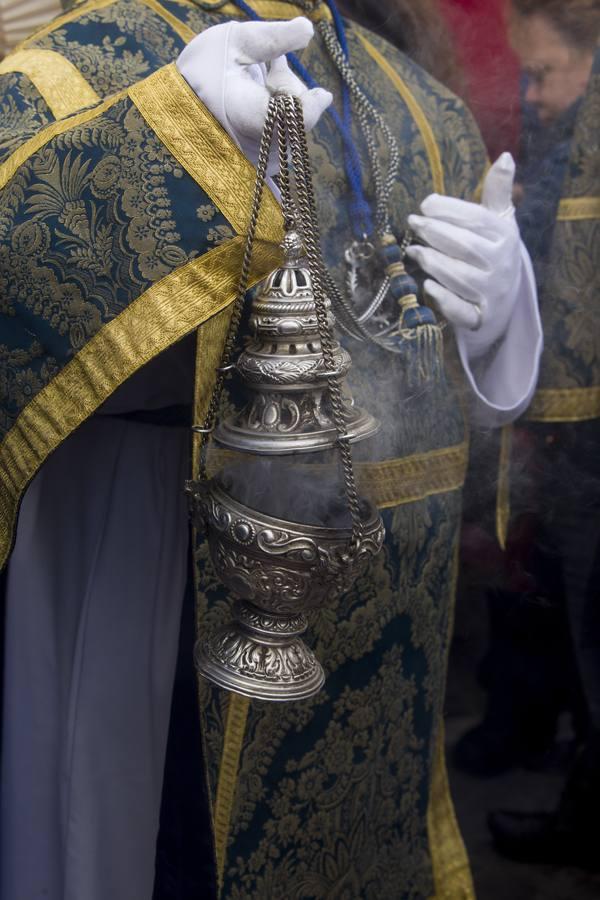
[
  {"xmin": 357, "ymin": 442, "xmax": 468, "ymax": 509},
  {"xmin": 129, "ymin": 64, "xmax": 283, "ymax": 244},
  {"xmin": 0, "ymin": 89, "xmax": 126, "ymax": 190},
  {"xmin": 138, "ymin": 0, "xmax": 196, "ymax": 42},
  {"xmin": 526, "ymin": 386, "xmax": 600, "ymax": 422},
  {"xmin": 428, "ymin": 723, "xmax": 476, "ymax": 900},
  {"xmin": 19, "ymin": 0, "xmax": 118, "ymax": 48},
  {"xmin": 428, "ymin": 543, "xmax": 475, "ymax": 899},
  {"xmin": 557, "ymin": 197, "xmax": 600, "ymax": 221},
  {"xmin": 223, "ymin": 0, "xmax": 331, "ymax": 19},
  {"xmin": 496, "ymin": 424, "xmax": 512, "ymax": 550},
  {"xmin": 0, "ymin": 49, "xmax": 99, "ymax": 118},
  {"xmin": 167, "ymin": 0, "xmax": 332, "ymax": 21},
  {"xmin": 356, "ymin": 32, "xmax": 445, "ymax": 195},
  {"xmin": 214, "ymin": 694, "xmax": 251, "ymax": 893},
  {"xmin": 473, "ymin": 159, "xmax": 491, "ymax": 203},
  {"xmin": 0, "ymin": 236, "xmax": 279, "ymax": 569}
]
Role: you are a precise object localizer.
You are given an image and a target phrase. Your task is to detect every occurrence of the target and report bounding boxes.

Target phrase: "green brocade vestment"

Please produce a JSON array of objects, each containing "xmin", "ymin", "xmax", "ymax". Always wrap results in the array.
[{"xmin": 0, "ymin": 1, "xmax": 487, "ymax": 896}]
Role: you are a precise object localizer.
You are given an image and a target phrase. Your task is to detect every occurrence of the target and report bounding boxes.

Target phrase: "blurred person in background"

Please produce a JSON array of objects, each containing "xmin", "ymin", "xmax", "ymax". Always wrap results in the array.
[
  {"xmin": 343, "ymin": 0, "xmax": 522, "ymax": 158},
  {"xmin": 454, "ymin": 0, "xmax": 599, "ymax": 782},
  {"xmin": 441, "ymin": 0, "xmax": 522, "ymax": 158},
  {"xmin": 511, "ymin": 0, "xmax": 599, "ymax": 264},
  {"xmin": 478, "ymin": 0, "xmax": 600, "ymax": 868}
]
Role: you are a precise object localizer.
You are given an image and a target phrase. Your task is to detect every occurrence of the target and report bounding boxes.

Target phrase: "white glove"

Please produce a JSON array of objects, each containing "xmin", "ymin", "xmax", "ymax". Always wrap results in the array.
[
  {"xmin": 406, "ymin": 152, "xmax": 523, "ymax": 358},
  {"xmin": 176, "ymin": 17, "xmax": 332, "ymax": 175}
]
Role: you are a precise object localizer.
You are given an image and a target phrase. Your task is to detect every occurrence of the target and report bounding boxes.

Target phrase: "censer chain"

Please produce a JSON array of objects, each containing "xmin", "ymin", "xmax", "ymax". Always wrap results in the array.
[
  {"xmin": 197, "ymin": 98, "xmax": 279, "ymax": 479},
  {"xmin": 197, "ymin": 91, "xmax": 364, "ymax": 553},
  {"xmin": 281, "ymin": 95, "xmax": 364, "ymax": 547}
]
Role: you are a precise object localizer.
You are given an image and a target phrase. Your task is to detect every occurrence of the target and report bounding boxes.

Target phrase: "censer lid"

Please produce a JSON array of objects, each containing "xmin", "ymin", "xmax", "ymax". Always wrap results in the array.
[{"xmin": 214, "ymin": 232, "xmax": 379, "ymax": 455}]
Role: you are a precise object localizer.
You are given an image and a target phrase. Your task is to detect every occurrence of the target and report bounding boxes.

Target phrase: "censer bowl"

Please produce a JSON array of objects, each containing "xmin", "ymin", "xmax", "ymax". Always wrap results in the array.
[{"xmin": 189, "ymin": 463, "xmax": 384, "ymax": 701}]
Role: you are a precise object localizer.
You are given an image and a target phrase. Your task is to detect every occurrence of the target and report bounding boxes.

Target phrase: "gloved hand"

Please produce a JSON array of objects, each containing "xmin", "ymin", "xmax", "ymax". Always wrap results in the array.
[
  {"xmin": 176, "ymin": 17, "xmax": 332, "ymax": 175},
  {"xmin": 406, "ymin": 152, "xmax": 524, "ymax": 357}
]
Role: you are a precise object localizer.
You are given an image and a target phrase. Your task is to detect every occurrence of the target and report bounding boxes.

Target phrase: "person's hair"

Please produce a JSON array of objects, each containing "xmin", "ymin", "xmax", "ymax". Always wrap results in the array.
[
  {"xmin": 338, "ymin": 0, "xmax": 464, "ymax": 93},
  {"xmin": 509, "ymin": 0, "xmax": 600, "ymax": 52}
]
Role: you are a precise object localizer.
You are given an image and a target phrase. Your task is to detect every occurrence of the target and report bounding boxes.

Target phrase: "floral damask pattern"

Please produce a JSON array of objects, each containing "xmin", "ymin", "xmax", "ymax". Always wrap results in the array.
[
  {"xmin": 2, "ymin": 2, "xmax": 485, "ymax": 895},
  {"xmin": 180, "ymin": 11, "xmax": 480, "ymax": 898},
  {"xmin": 0, "ymin": 72, "xmax": 53, "ymax": 165},
  {"xmin": 33, "ymin": 0, "xmax": 184, "ymax": 96},
  {"xmin": 195, "ymin": 490, "xmax": 462, "ymax": 899},
  {"xmin": 0, "ymin": 95, "xmax": 233, "ymax": 432},
  {"xmin": 536, "ymin": 66, "xmax": 600, "ymax": 391}
]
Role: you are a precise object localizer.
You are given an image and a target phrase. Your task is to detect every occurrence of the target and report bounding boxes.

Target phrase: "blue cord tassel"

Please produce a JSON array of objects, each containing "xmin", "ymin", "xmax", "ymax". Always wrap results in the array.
[
  {"xmin": 231, "ymin": 0, "xmax": 443, "ymax": 383},
  {"xmin": 381, "ymin": 237, "xmax": 443, "ymax": 384}
]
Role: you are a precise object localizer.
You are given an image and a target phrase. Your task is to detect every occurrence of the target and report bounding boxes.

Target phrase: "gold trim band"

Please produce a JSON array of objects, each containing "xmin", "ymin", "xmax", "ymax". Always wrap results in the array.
[
  {"xmin": 557, "ymin": 197, "xmax": 600, "ymax": 221},
  {"xmin": 0, "ymin": 49, "xmax": 100, "ymax": 119},
  {"xmin": 161, "ymin": 0, "xmax": 332, "ymax": 21},
  {"xmin": 428, "ymin": 724, "xmax": 476, "ymax": 900},
  {"xmin": 0, "ymin": 237, "xmax": 279, "ymax": 570},
  {"xmin": 526, "ymin": 386, "xmax": 600, "ymax": 422},
  {"xmin": 214, "ymin": 694, "xmax": 251, "ymax": 893},
  {"xmin": 214, "ymin": 0, "xmax": 332, "ymax": 20},
  {"xmin": 357, "ymin": 442, "xmax": 468, "ymax": 509},
  {"xmin": 496, "ymin": 424, "xmax": 512, "ymax": 550},
  {"xmin": 139, "ymin": 0, "xmax": 196, "ymax": 41},
  {"xmin": 129, "ymin": 64, "xmax": 283, "ymax": 244},
  {"xmin": 356, "ymin": 32, "xmax": 445, "ymax": 195}
]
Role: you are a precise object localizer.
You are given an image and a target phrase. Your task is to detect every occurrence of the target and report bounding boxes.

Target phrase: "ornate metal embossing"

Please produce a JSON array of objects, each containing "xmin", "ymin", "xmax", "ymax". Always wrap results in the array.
[
  {"xmin": 197, "ymin": 624, "xmax": 325, "ymax": 701},
  {"xmin": 190, "ymin": 475, "xmax": 384, "ymax": 700},
  {"xmin": 190, "ymin": 98, "xmax": 385, "ymax": 701},
  {"xmin": 215, "ymin": 234, "xmax": 378, "ymax": 456}
]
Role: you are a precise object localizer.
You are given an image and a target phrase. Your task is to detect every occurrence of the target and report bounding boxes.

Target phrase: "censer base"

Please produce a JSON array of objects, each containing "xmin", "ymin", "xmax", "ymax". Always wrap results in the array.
[{"xmin": 195, "ymin": 603, "xmax": 325, "ymax": 702}]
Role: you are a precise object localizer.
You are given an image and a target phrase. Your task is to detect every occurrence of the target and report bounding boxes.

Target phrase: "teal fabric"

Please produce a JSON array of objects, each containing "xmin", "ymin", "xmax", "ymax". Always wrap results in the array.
[{"xmin": 0, "ymin": 3, "xmax": 487, "ymax": 896}]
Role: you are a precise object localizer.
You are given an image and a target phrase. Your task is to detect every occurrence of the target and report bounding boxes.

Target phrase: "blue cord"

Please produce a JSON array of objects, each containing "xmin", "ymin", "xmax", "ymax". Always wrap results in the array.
[{"xmin": 229, "ymin": 0, "xmax": 374, "ymax": 238}]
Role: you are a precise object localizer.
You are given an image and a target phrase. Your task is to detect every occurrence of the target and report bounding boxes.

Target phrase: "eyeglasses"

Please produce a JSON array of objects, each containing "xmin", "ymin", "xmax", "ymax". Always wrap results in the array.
[{"xmin": 522, "ymin": 63, "xmax": 554, "ymax": 87}]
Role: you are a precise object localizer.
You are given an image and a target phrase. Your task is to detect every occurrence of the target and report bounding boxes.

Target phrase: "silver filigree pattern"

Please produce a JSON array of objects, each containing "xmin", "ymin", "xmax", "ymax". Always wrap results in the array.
[{"xmin": 189, "ymin": 477, "xmax": 384, "ymax": 700}]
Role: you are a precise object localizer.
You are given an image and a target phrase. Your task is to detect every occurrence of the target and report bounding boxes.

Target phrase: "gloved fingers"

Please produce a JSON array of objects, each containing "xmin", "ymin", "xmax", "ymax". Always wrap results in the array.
[
  {"xmin": 420, "ymin": 193, "xmax": 505, "ymax": 237},
  {"xmin": 266, "ymin": 55, "xmax": 305, "ymax": 94},
  {"xmin": 265, "ymin": 56, "xmax": 332, "ymax": 128},
  {"xmin": 235, "ymin": 17, "xmax": 314, "ymax": 65},
  {"xmin": 408, "ymin": 213, "xmax": 496, "ymax": 270},
  {"xmin": 481, "ymin": 151, "xmax": 516, "ymax": 215},
  {"xmin": 424, "ymin": 279, "xmax": 482, "ymax": 331},
  {"xmin": 405, "ymin": 244, "xmax": 486, "ymax": 305},
  {"xmin": 298, "ymin": 86, "xmax": 333, "ymax": 130}
]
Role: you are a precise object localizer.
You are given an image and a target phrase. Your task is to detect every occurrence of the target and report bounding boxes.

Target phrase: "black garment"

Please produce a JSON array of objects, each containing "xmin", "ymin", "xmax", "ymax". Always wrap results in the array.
[
  {"xmin": 153, "ymin": 558, "xmax": 218, "ymax": 900},
  {"xmin": 457, "ymin": 419, "xmax": 600, "ymax": 777},
  {"xmin": 530, "ymin": 420, "xmax": 600, "ymax": 733}
]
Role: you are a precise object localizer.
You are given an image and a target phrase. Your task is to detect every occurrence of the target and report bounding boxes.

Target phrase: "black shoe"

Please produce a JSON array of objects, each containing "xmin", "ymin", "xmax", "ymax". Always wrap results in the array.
[{"xmin": 487, "ymin": 809, "xmax": 599, "ymax": 870}]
